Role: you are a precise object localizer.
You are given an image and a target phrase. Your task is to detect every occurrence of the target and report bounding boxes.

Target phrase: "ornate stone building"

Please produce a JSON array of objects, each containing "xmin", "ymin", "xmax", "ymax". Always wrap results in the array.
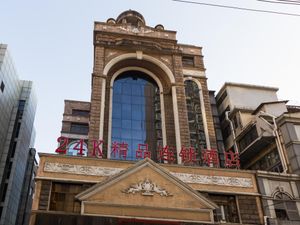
[{"xmin": 30, "ymin": 10, "xmax": 300, "ymax": 225}]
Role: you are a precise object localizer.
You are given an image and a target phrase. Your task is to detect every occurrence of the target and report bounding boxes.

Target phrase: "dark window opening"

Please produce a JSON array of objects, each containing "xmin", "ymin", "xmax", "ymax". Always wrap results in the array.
[
  {"xmin": 18, "ymin": 100, "xmax": 26, "ymax": 111},
  {"xmin": 0, "ymin": 81, "xmax": 4, "ymax": 93},
  {"xmin": 72, "ymin": 109, "xmax": 90, "ymax": 117},
  {"xmin": 10, "ymin": 141, "xmax": 17, "ymax": 158},
  {"xmin": 0, "ymin": 183, "xmax": 8, "ymax": 202},
  {"xmin": 182, "ymin": 56, "xmax": 194, "ymax": 67},
  {"xmin": 275, "ymin": 208, "xmax": 288, "ymax": 220},
  {"xmin": 6, "ymin": 162, "xmax": 12, "ymax": 179},
  {"xmin": 15, "ymin": 122, "xmax": 21, "ymax": 138},
  {"xmin": 70, "ymin": 123, "xmax": 89, "ymax": 135},
  {"xmin": 18, "ymin": 100, "xmax": 26, "ymax": 119}
]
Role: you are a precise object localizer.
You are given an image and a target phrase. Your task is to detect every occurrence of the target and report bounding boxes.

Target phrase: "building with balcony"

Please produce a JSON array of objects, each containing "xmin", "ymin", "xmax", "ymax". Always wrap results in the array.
[{"xmin": 215, "ymin": 82, "xmax": 300, "ymax": 224}]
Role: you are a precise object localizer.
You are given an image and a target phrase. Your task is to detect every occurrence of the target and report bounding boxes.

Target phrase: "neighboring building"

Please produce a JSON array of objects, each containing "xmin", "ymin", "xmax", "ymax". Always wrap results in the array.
[
  {"xmin": 257, "ymin": 171, "xmax": 300, "ymax": 224},
  {"xmin": 215, "ymin": 82, "xmax": 300, "ymax": 224},
  {"xmin": 277, "ymin": 106, "xmax": 300, "ymax": 174},
  {"xmin": 215, "ymin": 82, "xmax": 300, "ymax": 176},
  {"xmin": 30, "ymin": 10, "xmax": 300, "ymax": 225},
  {"xmin": 216, "ymin": 83, "xmax": 285, "ymax": 172},
  {"xmin": 0, "ymin": 44, "xmax": 37, "ymax": 225},
  {"xmin": 15, "ymin": 148, "xmax": 37, "ymax": 225},
  {"xmin": 60, "ymin": 100, "xmax": 90, "ymax": 156}
]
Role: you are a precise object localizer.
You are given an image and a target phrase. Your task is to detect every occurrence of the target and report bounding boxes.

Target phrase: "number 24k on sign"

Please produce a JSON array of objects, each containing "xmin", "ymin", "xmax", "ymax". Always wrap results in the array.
[{"xmin": 55, "ymin": 136, "xmax": 240, "ymax": 168}]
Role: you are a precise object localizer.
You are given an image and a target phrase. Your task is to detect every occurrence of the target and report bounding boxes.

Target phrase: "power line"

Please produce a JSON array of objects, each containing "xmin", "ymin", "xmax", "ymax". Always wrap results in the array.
[
  {"xmin": 258, "ymin": 0, "xmax": 300, "ymax": 6},
  {"xmin": 172, "ymin": 0, "xmax": 300, "ymax": 17}
]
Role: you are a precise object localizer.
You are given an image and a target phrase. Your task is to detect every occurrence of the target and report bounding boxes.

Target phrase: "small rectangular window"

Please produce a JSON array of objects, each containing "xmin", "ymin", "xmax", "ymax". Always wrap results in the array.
[
  {"xmin": 18, "ymin": 100, "xmax": 26, "ymax": 110},
  {"xmin": 18, "ymin": 100, "xmax": 26, "ymax": 119},
  {"xmin": 72, "ymin": 109, "xmax": 90, "ymax": 117},
  {"xmin": 10, "ymin": 141, "xmax": 17, "ymax": 158},
  {"xmin": 70, "ymin": 123, "xmax": 89, "ymax": 135},
  {"xmin": 15, "ymin": 122, "xmax": 21, "ymax": 138},
  {"xmin": 0, "ymin": 81, "xmax": 4, "ymax": 93},
  {"xmin": 1, "ymin": 183, "xmax": 8, "ymax": 202},
  {"xmin": 6, "ymin": 162, "xmax": 12, "ymax": 179},
  {"xmin": 182, "ymin": 56, "xmax": 194, "ymax": 67}
]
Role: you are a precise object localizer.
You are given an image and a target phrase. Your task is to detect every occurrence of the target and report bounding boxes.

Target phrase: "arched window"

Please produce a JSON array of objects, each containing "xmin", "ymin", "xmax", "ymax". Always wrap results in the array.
[
  {"xmin": 185, "ymin": 80, "xmax": 207, "ymax": 158},
  {"xmin": 111, "ymin": 71, "xmax": 162, "ymax": 161},
  {"xmin": 274, "ymin": 192, "xmax": 300, "ymax": 221},
  {"xmin": 66, "ymin": 141, "xmax": 88, "ymax": 156}
]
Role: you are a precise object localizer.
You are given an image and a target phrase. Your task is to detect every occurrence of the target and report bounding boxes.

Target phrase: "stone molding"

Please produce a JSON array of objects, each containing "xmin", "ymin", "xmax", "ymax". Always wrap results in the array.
[
  {"xmin": 171, "ymin": 172, "xmax": 253, "ymax": 188},
  {"xmin": 183, "ymin": 69, "xmax": 206, "ymax": 77},
  {"xmin": 44, "ymin": 162, "xmax": 123, "ymax": 177},
  {"xmin": 44, "ymin": 162, "xmax": 253, "ymax": 188}
]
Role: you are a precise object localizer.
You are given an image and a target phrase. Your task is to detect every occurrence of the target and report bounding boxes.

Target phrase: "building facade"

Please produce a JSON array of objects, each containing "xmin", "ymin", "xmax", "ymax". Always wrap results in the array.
[
  {"xmin": 0, "ymin": 44, "xmax": 37, "ymax": 225},
  {"xmin": 215, "ymin": 82, "xmax": 300, "ymax": 175},
  {"xmin": 30, "ymin": 10, "xmax": 300, "ymax": 225},
  {"xmin": 215, "ymin": 83, "xmax": 300, "ymax": 224}
]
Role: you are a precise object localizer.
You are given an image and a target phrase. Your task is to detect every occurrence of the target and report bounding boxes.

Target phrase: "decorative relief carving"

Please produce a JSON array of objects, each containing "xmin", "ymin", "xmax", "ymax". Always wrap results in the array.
[
  {"xmin": 118, "ymin": 26, "xmax": 154, "ymax": 34},
  {"xmin": 44, "ymin": 162, "xmax": 123, "ymax": 177},
  {"xmin": 171, "ymin": 172, "xmax": 253, "ymax": 188},
  {"xmin": 123, "ymin": 178, "xmax": 172, "ymax": 196},
  {"xmin": 43, "ymin": 162, "xmax": 252, "ymax": 188}
]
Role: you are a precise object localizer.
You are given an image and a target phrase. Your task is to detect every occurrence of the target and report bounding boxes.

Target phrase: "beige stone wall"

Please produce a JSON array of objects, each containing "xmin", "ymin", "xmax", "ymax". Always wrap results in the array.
[
  {"xmin": 33, "ymin": 154, "xmax": 265, "ymax": 224},
  {"xmin": 37, "ymin": 154, "xmax": 258, "ymax": 194}
]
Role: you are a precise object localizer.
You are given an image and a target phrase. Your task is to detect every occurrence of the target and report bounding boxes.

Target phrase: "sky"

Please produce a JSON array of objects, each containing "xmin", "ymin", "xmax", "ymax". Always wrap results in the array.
[{"xmin": 1, "ymin": 0, "xmax": 300, "ymax": 154}]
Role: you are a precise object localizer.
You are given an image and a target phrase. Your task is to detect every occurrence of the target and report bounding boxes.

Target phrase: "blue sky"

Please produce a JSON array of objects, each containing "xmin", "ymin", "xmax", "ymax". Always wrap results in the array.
[{"xmin": 1, "ymin": 0, "xmax": 300, "ymax": 153}]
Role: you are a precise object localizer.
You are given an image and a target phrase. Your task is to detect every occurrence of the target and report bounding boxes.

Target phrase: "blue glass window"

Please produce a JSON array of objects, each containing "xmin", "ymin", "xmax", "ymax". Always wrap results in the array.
[{"xmin": 111, "ymin": 71, "xmax": 162, "ymax": 161}]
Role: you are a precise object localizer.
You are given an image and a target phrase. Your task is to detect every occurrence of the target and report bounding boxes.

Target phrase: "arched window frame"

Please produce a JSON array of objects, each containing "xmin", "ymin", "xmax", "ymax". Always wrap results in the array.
[
  {"xmin": 66, "ymin": 140, "xmax": 88, "ymax": 156},
  {"xmin": 107, "ymin": 67, "xmax": 167, "ymax": 159},
  {"xmin": 184, "ymin": 77, "xmax": 211, "ymax": 149},
  {"xmin": 271, "ymin": 188, "xmax": 300, "ymax": 221}
]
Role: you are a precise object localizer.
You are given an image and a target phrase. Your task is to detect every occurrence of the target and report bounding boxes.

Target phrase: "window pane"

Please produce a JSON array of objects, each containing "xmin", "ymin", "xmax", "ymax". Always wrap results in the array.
[
  {"xmin": 185, "ymin": 80, "xmax": 207, "ymax": 163},
  {"xmin": 111, "ymin": 71, "xmax": 162, "ymax": 162}
]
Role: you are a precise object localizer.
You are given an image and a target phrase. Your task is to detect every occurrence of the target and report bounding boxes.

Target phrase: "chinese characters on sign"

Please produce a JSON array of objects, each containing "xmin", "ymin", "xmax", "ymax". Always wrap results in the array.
[{"xmin": 55, "ymin": 136, "xmax": 240, "ymax": 168}]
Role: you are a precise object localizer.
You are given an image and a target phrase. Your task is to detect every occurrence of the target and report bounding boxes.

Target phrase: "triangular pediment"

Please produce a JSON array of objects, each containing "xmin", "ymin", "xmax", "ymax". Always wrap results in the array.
[{"xmin": 77, "ymin": 158, "xmax": 216, "ymax": 223}]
